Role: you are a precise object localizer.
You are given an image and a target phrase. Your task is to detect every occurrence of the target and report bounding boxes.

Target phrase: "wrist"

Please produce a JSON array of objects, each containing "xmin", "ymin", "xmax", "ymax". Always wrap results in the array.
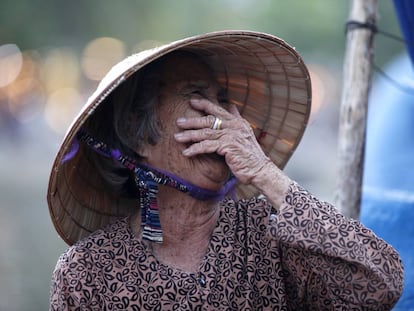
[{"xmin": 251, "ymin": 160, "xmax": 291, "ymax": 208}]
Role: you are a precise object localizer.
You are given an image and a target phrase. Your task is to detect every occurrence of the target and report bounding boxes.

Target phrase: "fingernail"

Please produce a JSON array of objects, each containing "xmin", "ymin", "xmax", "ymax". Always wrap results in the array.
[
  {"xmin": 190, "ymin": 98, "xmax": 201, "ymax": 104},
  {"xmin": 176, "ymin": 117, "xmax": 186, "ymax": 125},
  {"xmin": 174, "ymin": 132, "xmax": 183, "ymax": 139}
]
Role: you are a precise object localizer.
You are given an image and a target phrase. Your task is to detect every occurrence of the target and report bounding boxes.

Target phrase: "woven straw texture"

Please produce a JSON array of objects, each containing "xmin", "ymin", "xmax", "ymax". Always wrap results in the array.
[{"xmin": 47, "ymin": 30, "xmax": 312, "ymax": 245}]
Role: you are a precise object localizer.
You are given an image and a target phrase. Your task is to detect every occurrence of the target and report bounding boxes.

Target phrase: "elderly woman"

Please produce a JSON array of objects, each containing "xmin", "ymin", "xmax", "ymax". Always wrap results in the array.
[{"xmin": 48, "ymin": 31, "xmax": 403, "ymax": 310}]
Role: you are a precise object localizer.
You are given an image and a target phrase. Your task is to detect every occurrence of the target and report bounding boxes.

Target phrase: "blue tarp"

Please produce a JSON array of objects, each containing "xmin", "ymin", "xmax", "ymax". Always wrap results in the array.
[
  {"xmin": 360, "ymin": 2, "xmax": 414, "ymax": 309},
  {"xmin": 394, "ymin": 0, "xmax": 414, "ymax": 66},
  {"xmin": 361, "ymin": 53, "xmax": 414, "ymax": 310}
]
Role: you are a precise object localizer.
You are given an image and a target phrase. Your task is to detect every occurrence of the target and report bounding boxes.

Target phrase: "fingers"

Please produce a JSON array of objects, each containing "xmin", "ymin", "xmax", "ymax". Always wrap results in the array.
[
  {"xmin": 189, "ymin": 98, "xmax": 237, "ymax": 119},
  {"xmin": 174, "ymin": 128, "xmax": 222, "ymax": 145},
  {"xmin": 177, "ymin": 98, "xmax": 240, "ymax": 130},
  {"xmin": 174, "ymin": 97, "xmax": 253, "ymax": 158},
  {"xmin": 228, "ymin": 103, "xmax": 241, "ymax": 117},
  {"xmin": 176, "ymin": 114, "xmax": 217, "ymax": 130},
  {"xmin": 182, "ymin": 139, "xmax": 222, "ymax": 157},
  {"xmin": 174, "ymin": 125, "xmax": 224, "ymax": 157}
]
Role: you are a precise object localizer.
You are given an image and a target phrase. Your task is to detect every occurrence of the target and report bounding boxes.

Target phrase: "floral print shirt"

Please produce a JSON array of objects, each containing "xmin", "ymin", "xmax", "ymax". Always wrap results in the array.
[{"xmin": 50, "ymin": 183, "xmax": 403, "ymax": 310}]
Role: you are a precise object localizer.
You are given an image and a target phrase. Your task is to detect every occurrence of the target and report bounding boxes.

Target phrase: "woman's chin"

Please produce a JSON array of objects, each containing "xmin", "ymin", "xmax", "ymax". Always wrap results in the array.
[
  {"xmin": 179, "ymin": 154, "xmax": 230, "ymax": 191},
  {"xmin": 194, "ymin": 178, "xmax": 229, "ymax": 192}
]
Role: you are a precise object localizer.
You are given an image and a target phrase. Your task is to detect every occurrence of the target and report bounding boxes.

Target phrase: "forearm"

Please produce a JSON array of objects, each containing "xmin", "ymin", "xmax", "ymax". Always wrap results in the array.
[{"xmin": 273, "ymin": 182, "xmax": 404, "ymax": 309}]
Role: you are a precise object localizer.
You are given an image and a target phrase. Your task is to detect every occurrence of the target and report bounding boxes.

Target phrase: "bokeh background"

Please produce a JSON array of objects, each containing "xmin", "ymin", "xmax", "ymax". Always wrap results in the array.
[{"xmin": 0, "ymin": 1, "xmax": 405, "ymax": 310}]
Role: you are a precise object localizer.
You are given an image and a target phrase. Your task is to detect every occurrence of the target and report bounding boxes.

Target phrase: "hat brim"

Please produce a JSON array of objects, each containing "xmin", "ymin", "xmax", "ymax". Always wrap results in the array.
[{"xmin": 48, "ymin": 30, "xmax": 312, "ymax": 245}]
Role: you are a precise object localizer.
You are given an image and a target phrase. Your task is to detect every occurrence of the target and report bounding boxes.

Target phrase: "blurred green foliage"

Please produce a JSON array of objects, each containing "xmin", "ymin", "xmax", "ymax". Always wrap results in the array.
[{"xmin": 0, "ymin": 0, "xmax": 404, "ymax": 65}]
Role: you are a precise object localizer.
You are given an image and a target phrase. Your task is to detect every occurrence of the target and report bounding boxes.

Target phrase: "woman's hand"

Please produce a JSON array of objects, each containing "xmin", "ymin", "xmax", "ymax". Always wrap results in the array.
[{"xmin": 174, "ymin": 98, "xmax": 291, "ymax": 206}]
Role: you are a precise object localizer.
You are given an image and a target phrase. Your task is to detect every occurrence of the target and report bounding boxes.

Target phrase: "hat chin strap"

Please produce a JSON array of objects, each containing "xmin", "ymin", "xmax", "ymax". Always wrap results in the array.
[
  {"xmin": 134, "ymin": 162, "xmax": 237, "ymax": 243},
  {"xmin": 65, "ymin": 130, "xmax": 237, "ymax": 243}
]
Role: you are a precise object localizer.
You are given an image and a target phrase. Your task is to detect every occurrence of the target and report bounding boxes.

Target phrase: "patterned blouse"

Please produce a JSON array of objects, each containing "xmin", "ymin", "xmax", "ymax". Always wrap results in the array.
[{"xmin": 50, "ymin": 183, "xmax": 403, "ymax": 310}]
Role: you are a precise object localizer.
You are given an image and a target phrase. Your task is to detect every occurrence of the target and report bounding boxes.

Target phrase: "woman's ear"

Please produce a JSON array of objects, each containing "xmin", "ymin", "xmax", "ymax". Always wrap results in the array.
[{"xmin": 136, "ymin": 142, "xmax": 152, "ymax": 159}]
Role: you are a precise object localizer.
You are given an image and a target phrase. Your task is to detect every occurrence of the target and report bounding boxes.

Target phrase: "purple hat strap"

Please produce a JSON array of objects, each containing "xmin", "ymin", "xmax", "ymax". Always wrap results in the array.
[{"xmin": 63, "ymin": 130, "xmax": 237, "ymax": 243}]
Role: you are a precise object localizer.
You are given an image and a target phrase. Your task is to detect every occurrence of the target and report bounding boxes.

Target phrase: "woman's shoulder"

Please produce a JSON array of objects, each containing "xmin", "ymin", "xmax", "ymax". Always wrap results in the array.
[{"xmin": 58, "ymin": 217, "xmax": 134, "ymax": 266}]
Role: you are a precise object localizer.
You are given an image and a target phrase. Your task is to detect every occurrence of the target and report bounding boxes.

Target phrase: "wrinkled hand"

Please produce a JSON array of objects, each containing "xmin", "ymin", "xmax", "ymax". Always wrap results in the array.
[{"xmin": 174, "ymin": 98, "xmax": 273, "ymax": 186}]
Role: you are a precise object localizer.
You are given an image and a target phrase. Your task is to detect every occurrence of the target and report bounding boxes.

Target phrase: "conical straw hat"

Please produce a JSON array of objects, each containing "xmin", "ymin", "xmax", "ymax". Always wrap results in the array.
[{"xmin": 47, "ymin": 30, "xmax": 312, "ymax": 245}]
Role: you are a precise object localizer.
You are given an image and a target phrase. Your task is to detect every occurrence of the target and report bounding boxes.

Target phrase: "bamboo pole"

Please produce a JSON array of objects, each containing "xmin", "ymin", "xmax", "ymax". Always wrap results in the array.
[{"xmin": 335, "ymin": 0, "xmax": 377, "ymax": 219}]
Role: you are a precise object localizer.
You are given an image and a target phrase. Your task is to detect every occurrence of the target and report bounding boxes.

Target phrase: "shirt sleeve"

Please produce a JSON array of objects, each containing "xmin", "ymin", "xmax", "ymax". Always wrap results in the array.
[
  {"xmin": 49, "ymin": 247, "xmax": 100, "ymax": 311},
  {"xmin": 270, "ymin": 182, "xmax": 404, "ymax": 310}
]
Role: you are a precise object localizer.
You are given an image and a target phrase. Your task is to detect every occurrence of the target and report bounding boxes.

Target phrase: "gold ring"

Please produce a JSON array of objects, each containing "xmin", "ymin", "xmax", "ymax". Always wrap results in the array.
[{"xmin": 211, "ymin": 117, "xmax": 222, "ymax": 130}]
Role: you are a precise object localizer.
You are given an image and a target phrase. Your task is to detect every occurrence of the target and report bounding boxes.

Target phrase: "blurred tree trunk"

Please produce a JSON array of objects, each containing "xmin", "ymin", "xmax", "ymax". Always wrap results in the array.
[{"xmin": 335, "ymin": 0, "xmax": 377, "ymax": 219}]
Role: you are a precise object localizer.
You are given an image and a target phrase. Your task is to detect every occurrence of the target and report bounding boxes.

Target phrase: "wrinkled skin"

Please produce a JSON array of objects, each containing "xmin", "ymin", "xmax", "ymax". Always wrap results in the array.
[
  {"xmin": 175, "ymin": 98, "xmax": 276, "ymax": 186},
  {"xmin": 136, "ymin": 54, "xmax": 290, "ymax": 271},
  {"xmin": 51, "ymin": 54, "xmax": 404, "ymax": 311},
  {"xmin": 139, "ymin": 53, "xmax": 289, "ymax": 200}
]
